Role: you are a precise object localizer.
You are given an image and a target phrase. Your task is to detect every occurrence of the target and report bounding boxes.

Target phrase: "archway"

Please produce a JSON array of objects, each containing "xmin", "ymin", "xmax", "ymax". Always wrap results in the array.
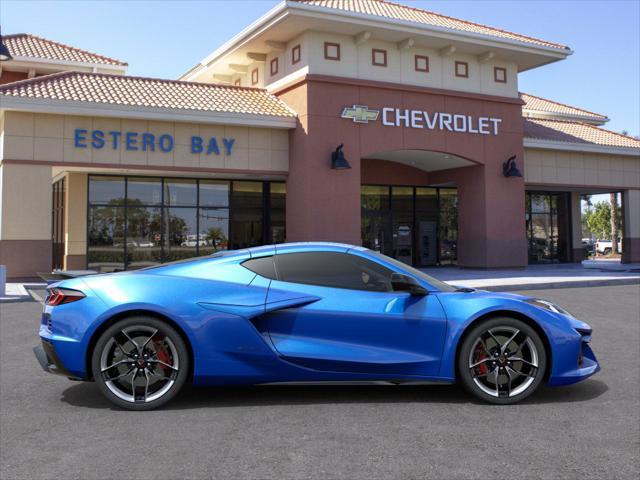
[{"xmin": 360, "ymin": 149, "xmax": 478, "ymax": 267}]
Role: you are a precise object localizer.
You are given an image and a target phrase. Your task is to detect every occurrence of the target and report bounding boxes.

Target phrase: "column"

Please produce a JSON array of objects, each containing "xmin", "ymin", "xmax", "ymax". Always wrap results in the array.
[
  {"xmin": 570, "ymin": 192, "xmax": 584, "ymax": 262},
  {"xmin": 444, "ymin": 164, "xmax": 527, "ymax": 269},
  {"xmin": 622, "ymin": 189, "xmax": 640, "ymax": 263},
  {"xmin": 64, "ymin": 172, "xmax": 88, "ymax": 270}
]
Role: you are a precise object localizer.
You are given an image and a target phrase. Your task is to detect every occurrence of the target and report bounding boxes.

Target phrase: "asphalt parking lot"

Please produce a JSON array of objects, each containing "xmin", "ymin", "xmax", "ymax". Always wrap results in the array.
[{"xmin": 1, "ymin": 285, "xmax": 639, "ymax": 480}]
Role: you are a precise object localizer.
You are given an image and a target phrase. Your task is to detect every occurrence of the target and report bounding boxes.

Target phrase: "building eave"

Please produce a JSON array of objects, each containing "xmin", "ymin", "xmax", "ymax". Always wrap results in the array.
[
  {"xmin": 522, "ymin": 110, "xmax": 609, "ymax": 126},
  {"xmin": 180, "ymin": 0, "xmax": 571, "ymax": 81},
  {"xmin": 0, "ymin": 96, "xmax": 297, "ymax": 129},
  {"xmin": 524, "ymin": 138, "xmax": 640, "ymax": 157},
  {"xmin": 6, "ymin": 55, "xmax": 128, "ymax": 72}
]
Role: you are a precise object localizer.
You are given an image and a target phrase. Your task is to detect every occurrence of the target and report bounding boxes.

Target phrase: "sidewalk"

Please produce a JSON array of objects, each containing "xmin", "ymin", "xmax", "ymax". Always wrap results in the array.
[
  {"xmin": 0, "ymin": 283, "xmax": 46, "ymax": 303},
  {"xmin": 421, "ymin": 263, "xmax": 640, "ymax": 291}
]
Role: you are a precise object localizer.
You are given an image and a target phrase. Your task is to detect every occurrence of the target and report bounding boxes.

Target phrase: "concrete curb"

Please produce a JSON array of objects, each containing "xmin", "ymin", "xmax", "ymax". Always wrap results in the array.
[{"xmin": 479, "ymin": 278, "xmax": 640, "ymax": 292}]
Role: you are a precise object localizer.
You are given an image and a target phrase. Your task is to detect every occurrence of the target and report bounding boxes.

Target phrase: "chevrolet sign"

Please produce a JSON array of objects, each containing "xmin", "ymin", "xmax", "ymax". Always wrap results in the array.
[
  {"xmin": 341, "ymin": 105, "xmax": 380, "ymax": 123},
  {"xmin": 340, "ymin": 104, "xmax": 502, "ymax": 135}
]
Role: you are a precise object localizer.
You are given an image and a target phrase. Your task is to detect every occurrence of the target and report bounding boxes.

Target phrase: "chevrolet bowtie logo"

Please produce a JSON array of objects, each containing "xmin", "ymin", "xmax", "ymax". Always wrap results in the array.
[{"xmin": 341, "ymin": 105, "xmax": 380, "ymax": 124}]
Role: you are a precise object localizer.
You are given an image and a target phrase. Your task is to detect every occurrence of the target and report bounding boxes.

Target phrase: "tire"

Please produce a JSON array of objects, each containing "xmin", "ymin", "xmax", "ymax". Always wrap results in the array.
[
  {"xmin": 91, "ymin": 316, "xmax": 189, "ymax": 411},
  {"xmin": 457, "ymin": 317, "xmax": 547, "ymax": 405},
  {"xmin": 603, "ymin": 248, "xmax": 612, "ymax": 256}
]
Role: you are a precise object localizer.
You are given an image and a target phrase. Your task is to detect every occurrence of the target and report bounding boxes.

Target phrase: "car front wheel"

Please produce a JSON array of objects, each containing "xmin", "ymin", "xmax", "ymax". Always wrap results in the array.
[
  {"xmin": 91, "ymin": 316, "xmax": 189, "ymax": 410},
  {"xmin": 458, "ymin": 317, "xmax": 547, "ymax": 405}
]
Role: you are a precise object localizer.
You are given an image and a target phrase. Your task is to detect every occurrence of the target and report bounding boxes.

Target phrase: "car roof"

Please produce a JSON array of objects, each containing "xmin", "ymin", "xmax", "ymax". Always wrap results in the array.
[{"xmin": 247, "ymin": 242, "xmax": 363, "ymax": 256}]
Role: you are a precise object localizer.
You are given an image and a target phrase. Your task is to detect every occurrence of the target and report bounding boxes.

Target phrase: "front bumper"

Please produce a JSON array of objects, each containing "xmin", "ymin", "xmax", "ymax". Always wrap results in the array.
[
  {"xmin": 548, "ymin": 326, "xmax": 601, "ymax": 386},
  {"xmin": 33, "ymin": 341, "xmax": 83, "ymax": 380}
]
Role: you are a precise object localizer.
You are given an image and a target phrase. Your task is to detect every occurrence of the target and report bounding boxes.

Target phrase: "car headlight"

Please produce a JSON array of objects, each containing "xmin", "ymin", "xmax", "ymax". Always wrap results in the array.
[{"xmin": 525, "ymin": 298, "xmax": 571, "ymax": 316}]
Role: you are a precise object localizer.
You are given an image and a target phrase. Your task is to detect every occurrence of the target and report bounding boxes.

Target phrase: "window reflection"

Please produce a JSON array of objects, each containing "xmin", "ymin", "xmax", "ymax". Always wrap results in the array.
[
  {"xmin": 164, "ymin": 207, "xmax": 198, "ymax": 262},
  {"xmin": 127, "ymin": 177, "xmax": 162, "ymax": 205},
  {"xmin": 88, "ymin": 206, "xmax": 125, "ymax": 272},
  {"xmin": 126, "ymin": 206, "xmax": 162, "ymax": 269},
  {"xmin": 164, "ymin": 179, "xmax": 196, "ymax": 207},
  {"xmin": 199, "ymin": 208, "xmax": 229, "ymax": 255},
  {"xmin": 87, "ymin": 176, "xmax": 283, "ymax": 270}
]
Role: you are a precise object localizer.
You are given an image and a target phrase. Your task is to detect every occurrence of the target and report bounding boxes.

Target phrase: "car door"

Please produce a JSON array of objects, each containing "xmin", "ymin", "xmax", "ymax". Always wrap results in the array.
[{"xmin": 264, "ymin": 250, "xmax": 447, "ymax": 377}]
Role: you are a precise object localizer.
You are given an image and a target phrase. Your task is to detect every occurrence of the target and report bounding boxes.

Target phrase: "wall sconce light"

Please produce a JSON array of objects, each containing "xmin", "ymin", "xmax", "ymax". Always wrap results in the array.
[
  {"xmin": 331, "ymin": 143, "xmax": 351, "ymax": 170},
  {"xmin": 502, "ymin": 155, "xmax": 522, "ymax": 177}
]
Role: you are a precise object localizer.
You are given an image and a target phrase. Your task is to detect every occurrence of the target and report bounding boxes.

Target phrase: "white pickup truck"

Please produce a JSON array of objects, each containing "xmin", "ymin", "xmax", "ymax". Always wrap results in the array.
[{"xmin": 594, "ymin": 239, "xmax": 623, "ymax": 255}]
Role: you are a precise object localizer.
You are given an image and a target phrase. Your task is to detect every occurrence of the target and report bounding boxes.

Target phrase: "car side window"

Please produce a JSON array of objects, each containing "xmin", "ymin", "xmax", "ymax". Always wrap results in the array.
[
  {"xmin": 242, "ymin": 256, "xmax": 277, "ymax": 279},
  {"xmin": 275, "ymin": 252, "xmax": 393, "ymax": 292}
]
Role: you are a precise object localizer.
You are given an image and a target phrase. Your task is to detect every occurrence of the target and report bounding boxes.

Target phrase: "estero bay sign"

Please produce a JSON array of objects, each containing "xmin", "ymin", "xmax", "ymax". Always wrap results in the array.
[
  {"xmin": 341, "ymin": 104, "xmax": 502, "ymax": 135},
  {"xmin": 74, "ymin": 129, "xmax": 236, "ymax": 155}
]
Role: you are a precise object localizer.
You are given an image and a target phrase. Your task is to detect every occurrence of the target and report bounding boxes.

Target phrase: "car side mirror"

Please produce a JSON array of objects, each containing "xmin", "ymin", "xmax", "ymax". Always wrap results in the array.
[{"xmin": 390, "ymin": 273, "xmax": 428, "ymax": 296}]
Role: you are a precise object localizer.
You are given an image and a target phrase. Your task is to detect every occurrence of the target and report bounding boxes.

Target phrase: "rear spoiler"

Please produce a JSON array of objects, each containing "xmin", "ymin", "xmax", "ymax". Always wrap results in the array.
[{"xmin": 37, "ymin": 270, "xmax": 100, "ymax": 284}]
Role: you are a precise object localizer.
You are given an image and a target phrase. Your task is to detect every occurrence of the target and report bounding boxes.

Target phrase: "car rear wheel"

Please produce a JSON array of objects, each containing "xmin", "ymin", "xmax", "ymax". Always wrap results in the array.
[
  {"xmin": 458, "ymin": 317, "xmax": 546, "ymax": 405},
  {"xmin": 91, "ymin": 316, "xmax": 189, "ymax": 410}
]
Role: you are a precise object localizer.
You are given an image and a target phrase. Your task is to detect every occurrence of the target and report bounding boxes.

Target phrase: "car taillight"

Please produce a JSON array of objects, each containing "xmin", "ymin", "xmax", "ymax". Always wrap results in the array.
[{"xmin": 45, "ymin": 288, "xmax": 86, "ymax": 306}]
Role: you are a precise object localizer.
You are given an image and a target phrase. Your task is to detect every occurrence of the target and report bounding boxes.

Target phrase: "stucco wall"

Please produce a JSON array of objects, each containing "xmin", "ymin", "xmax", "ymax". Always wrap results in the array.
[
  {"xmin": 200, "ymin": 30, "xmax": 518, "ymax": 98},
  {"xmin": 524, "ymin": 148, "xmax": 640, "ymax": 189},
  {"xmin": 0, "ymin": 111, "xmax": 289, "ymax": 173},
  {"xmin": 0, "ymin": 162, "xmax": 53, "ymax": 278}
]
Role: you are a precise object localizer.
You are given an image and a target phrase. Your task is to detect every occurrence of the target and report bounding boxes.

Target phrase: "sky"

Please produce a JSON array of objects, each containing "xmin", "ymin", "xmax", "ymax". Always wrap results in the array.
[{"xmin": 1, "ymin": 0, "xmax": 639, "ymax": 136}]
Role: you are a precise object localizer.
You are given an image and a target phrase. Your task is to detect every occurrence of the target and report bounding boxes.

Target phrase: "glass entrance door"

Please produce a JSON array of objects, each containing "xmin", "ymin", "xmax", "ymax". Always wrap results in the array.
[
  {"xmin": 361, "ymin": 185, "xmax": 457, "ymax": 267},
  {"xmin": 526, "ymin": 192, "xmax": 571, "ymax": 263}
]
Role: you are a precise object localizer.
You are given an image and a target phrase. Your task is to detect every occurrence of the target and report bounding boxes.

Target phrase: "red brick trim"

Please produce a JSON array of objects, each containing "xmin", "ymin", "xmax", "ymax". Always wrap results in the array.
[
  {"xmin": 271, "ymin": 74, "xmax": 525, "ymax": 105},
  {"xmin": 251, "ymin": 68, "xmax": 259, "ymax": 85},
  {"xmin": 270, "ymin": 58, "xmax": 279, "ymax": 77},
  {"xmin": 494, "ymin": 66, "xmax": 507, "ymax": 83},
  {"xmin": 0, "ymin": 159, "xmax": 289, "ymax": 177},
  {"xmin": 414, "ymin": 55, "xmax": 429, "ymax": 73},
  {"xmin": 324, "ymin": 42, "xmax": 340, "ymax": 61},
  {"xmin": 455, "ymin": 61, "xmax": 469, "ymax": 78},
  {"xmin": 372, "ymin": 48, "xmax": 387, "ymax": 67},
  {"xmin": 291, "ymin": 44, "xmax": 301, "ymax": 65}
]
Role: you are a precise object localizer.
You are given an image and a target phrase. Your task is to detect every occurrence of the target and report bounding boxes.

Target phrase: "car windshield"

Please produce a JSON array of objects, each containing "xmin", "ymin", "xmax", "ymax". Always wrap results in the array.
[{"xmin": 365, "ymin": 250, "xmax": 457, "ymax": 292}]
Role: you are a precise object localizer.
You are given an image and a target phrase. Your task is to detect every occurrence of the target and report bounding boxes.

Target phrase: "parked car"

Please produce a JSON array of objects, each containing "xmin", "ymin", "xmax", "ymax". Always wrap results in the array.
[
  {"xmin": 180, "ymin": 234, "xmax": 209, "ymax": 247},
  {"xmin": 581, "ymin": 238, "xmax": 595, "ymax": 256},
  {"xmin": 594, "ymin": 239, "xmax": 622, "ymax": 255},
  {"xmin": 34, "ymin": 242, "xmax": 599, "ymax": 410}
]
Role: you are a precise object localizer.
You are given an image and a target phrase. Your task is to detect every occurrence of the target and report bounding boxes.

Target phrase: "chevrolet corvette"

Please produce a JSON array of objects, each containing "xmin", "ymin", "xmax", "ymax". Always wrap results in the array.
[{"xmin": 34, "ymin": 243, "xmax": 600, "ymax": 410}]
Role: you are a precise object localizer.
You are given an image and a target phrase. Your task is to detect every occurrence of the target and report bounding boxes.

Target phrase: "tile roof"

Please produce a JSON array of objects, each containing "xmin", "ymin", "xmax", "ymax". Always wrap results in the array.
[
  {"xmin": 292, "ymin": 0, "xmax": 569, "ymax": 50},
  {"xmin": 0, "ymin": 71, "xmax": 297, "ymax": 118},
  {"xmin": 524, "ymin": 118, "xmax": 640, "ymax": 149},
  {"xmin": 2, "ymin": 33, "xmax": 127, "ymax": 67},
  {"xmin": 521, "ymin": 93, "xmax": 608, "ymax": 123}
]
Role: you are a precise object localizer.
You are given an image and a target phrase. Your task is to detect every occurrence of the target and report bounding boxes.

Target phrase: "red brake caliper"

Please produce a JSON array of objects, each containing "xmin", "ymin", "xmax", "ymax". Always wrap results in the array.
[
  {"xmin": 153, "ymin": 340, "xmax": 172, "ymax": 373},
  {"xmin": 474, "ymin": 343, "xmax": 488, "ymax": 376}
]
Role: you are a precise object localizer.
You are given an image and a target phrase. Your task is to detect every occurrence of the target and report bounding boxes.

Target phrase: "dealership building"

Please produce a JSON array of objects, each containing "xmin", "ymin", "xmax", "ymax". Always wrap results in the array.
[{"xmin": 1, "ymin": 0, "xmax": 639, "ymax": 279}]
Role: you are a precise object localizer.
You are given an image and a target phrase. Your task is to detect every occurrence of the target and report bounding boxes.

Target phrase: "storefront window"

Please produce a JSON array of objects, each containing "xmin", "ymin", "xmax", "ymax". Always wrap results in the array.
[
  {"xmin": 200, "ymin": 180, "xmax": 230, "ymax": 207},
  {"xmin": 88, "ymin": 205, "xmax": 126, "ymax": 272},
  {"xmin": 164, "ymin": 179, "xmax": 197, "ymax": 207},
  {"xmin": 88, "ymin": 176, "xmax": 125, "ymax": 205},
  {"xmin": 438, "ymin": 189, "xmax": 458, "ymax": 265},
  {"xmin": 526, "ymin": 192, "xmax": 571, "ymax": 263},
  {"xmin": 230, "ymin": 181, "xmax": 263, "ymax": 249},
  {"xmin": 127, "ymin": 177, "xmax": 162, "ymax": 205},
  {"xmin": 199, "ymin": 208, "xmax": 230, "ymax": 255},
  {"xmin": 87, "ymin": 176, "xmax": 284, "ymax": 271}
]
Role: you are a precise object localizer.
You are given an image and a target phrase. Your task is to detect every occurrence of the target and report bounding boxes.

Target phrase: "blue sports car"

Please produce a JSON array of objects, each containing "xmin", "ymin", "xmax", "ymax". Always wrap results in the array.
[{"xmin": 34, "ymin": 242, "xmax": 600, "ymax": 410}]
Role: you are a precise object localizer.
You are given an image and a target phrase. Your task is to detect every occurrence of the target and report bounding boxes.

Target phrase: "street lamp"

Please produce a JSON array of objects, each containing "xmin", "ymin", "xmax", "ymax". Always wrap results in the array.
[{"xmin": 0, "ymin": 27, "xmax": 13, "ymax": 62}]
